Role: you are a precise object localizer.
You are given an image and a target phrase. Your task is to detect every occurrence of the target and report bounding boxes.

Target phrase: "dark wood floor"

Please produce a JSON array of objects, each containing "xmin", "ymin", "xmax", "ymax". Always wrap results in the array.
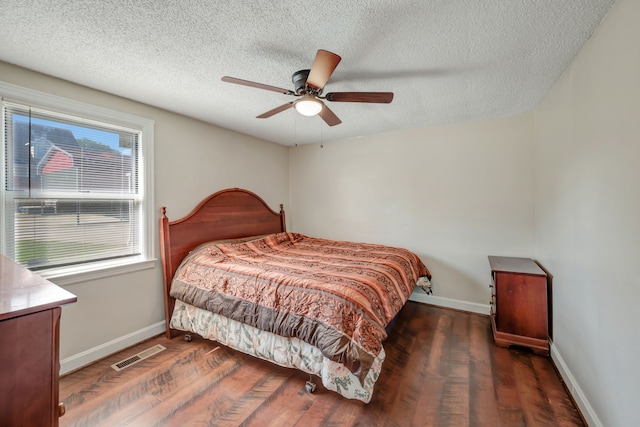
[{"xmin": 59, "ymin": 302, "xmax": 584, "ymax": 427}]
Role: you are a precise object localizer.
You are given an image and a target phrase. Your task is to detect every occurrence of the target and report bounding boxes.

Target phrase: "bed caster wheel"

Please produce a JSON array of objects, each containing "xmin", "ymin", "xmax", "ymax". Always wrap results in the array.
[
  {"xmin": 183, "ymin": 334, "xmax": 192, "ymax": 342},
  {"xmin": 305, "ymin": 380, "xmax": 317, "ymax": 393}
]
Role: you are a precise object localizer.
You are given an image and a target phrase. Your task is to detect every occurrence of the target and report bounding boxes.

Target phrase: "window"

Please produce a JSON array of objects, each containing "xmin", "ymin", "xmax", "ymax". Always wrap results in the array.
[{"xmin": 1, "ymin": 82, "xmax": 154, "ymax": 282}]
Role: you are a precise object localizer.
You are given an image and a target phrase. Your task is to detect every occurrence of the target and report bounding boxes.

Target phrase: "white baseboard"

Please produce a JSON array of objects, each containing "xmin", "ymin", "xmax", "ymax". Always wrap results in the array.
[
  {"xmin": 60, "ymin": 321, "xmax": 165, "ymax": 375},
  {"xmin": 409, "ymin": 291, "xmax": 491, "ymax": 315},
  {"xmin": 550, "ymin": 342, "xmax": 602, "ymax": 427}
]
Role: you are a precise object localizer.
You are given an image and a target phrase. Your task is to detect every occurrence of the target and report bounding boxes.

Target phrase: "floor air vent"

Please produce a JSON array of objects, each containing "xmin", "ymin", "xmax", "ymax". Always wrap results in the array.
[{"xmin": 111, "ymin": 344, "xmax": 166, "ymax": 371}]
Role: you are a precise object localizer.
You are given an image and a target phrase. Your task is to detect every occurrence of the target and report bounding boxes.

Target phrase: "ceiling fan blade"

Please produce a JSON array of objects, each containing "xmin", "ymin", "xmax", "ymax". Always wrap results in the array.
[
  {"xmin": 257, "ymin": 102, "xmax": 295, "ymax": 118},
  {"xmin": 325, "ymin": 92, "xmax": 394, "ymax": 103},
  {"xmin": 319, "ymin": 104, "xmax": 342, "ymax": 126},
  {"xmin": 306, "ymin": 50, "xmax": 342, "ymax": 90},
  {"xmin": 222, "ymin": 76, "xmax": 294, "ymax": 95}
]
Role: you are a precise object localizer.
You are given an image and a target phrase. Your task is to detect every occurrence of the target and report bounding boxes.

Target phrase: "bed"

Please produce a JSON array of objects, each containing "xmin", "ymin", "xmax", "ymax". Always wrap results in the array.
[{"xmin": 159, "ymin": 188, "xmax": 431, "ymax": 403}]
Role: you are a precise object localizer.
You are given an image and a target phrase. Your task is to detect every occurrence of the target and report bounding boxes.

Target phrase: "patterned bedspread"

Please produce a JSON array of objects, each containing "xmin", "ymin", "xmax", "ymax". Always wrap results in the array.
[{"xmin": 170, "ymin": 232, "xmax": 430, "ymax": 383}]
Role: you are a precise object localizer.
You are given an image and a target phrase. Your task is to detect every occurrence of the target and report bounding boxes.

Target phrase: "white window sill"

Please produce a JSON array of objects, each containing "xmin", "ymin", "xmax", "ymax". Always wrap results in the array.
[{"xmin": 39, "ymin": 257, "xmax": 157, "ymax": 287}]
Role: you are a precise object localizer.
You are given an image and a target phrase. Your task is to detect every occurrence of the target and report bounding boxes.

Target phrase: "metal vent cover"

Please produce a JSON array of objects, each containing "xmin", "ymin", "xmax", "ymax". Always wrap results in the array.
[{"xmin": 111, "ymin": 344, "xmax": 166, "ymax": 371}]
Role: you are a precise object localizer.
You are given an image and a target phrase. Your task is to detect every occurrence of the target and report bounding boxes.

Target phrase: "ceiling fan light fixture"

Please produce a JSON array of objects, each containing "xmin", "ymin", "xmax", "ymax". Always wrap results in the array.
[{"xmin": 295, "ymin": 95, "xmax": 323, "ymax": 116}]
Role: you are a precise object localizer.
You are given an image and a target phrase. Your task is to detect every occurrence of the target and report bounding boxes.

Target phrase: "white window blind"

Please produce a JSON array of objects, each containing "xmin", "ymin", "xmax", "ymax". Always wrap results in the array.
[{"xmin": 3, "ymin": 100, "xmax": 144, "ymax": 270}]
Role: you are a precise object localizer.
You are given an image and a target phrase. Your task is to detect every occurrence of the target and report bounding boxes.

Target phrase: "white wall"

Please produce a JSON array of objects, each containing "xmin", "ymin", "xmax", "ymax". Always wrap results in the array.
[
  {"xmin": 0, "ymin": 62, "xmax": 289, "ymax": 368},
  {"xmin": 534, "ymin": 0, "xmax": 640, "ymax": 425},
  {"xmin": 289, "ymin": 114, "xmax": 536, "ymax": 308}
]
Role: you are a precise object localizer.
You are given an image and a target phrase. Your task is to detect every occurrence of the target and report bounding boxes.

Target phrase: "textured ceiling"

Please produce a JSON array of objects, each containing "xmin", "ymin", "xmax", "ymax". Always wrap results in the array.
[{"xmin": 0, "ymin": 1, "xmax": 614, "ymax": 146}]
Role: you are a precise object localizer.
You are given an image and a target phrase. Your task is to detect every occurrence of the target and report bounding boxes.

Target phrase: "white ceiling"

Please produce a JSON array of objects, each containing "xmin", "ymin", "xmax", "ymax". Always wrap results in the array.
[{"xmin": 0, "ymin": 1, "xmax": 614, "ymax": 146}]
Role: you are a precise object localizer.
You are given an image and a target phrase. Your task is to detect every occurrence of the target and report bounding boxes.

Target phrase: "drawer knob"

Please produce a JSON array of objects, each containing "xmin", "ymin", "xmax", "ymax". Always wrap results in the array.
[{"xmin": 58, "ymin": 402, "xmax": 66, "ymax": 417}]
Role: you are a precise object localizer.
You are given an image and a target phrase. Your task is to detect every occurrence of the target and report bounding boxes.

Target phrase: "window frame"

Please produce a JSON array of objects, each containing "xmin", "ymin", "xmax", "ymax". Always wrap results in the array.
[{"xmin": 1, "ymin": 81, "xmax": 155, "ymax": 285}]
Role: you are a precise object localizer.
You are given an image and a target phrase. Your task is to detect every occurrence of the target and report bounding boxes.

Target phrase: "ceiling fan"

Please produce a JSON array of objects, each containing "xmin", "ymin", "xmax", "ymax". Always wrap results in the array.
[{"xmin": 221, "ymin": 49, "xmax": 393, "ymax": 126}]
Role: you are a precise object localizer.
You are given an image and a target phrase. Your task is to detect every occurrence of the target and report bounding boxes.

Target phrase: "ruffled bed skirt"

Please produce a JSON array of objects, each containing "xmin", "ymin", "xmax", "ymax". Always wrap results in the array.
[{"xmin": 170, "ymin": 299, "xmax": 385, "ymax": 403}]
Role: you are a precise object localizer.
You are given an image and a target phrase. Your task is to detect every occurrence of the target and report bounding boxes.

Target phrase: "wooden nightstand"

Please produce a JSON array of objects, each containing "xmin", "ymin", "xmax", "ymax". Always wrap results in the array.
[{"xmin": 488, "ymin": 256, "xmax": 549, "ymax": 355}]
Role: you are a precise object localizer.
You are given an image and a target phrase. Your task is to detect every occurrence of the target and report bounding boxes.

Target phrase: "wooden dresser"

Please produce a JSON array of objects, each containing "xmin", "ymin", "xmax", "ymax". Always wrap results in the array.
[
  {"xmin": 0, "ymin": 255, "xmax": 77, "ymax": 427},
  {"xmin": 488, "ymin": 256, "xmax": 549, "ymax": 355}
]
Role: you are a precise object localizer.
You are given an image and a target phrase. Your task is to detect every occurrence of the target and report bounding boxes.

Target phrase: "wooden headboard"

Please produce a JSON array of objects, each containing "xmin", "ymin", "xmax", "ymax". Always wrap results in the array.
[{"xmin": 159, "ymin": 188, "xmax": 286, "ymax": 338}]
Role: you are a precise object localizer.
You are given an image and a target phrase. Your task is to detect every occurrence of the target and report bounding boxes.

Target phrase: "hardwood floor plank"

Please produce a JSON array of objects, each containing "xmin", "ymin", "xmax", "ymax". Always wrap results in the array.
[
  {"xmin": 490, "ymin": 338, "xmax": 526, "ymax": 424},
  {"xmin": 433, "ymin": 311, "xmax": 470, "ymax": 426},
  {"xmin": 311, "ymin": 399, "xmax": 364, "ymax": 427},
  {"xmin": 412, "ymin": 376, "xmax": 446, "ymax": 427},
  {"xmin": 365, "ymin": 313, "xmax": 416, "ymax": 413},
  {"xmin": 468, "ymin": 313, "xmax": 501, "ymax": 426},
  {"xmin": 244, "ymin": 371, "xmax": 313, "ymax": 427},
  {"xmin": 212, "ymin": 368, "xmax": 293, "ymax": 426},
  {"xmin": 158, "ymin": 351, "xmax": 287, "ymax": 426},
  {"xmin": 407, "ymin": 306, "xmax": 450, "ymax": 426},
  {"xmin": 70, "ymin": 346, "xmax": 241, "ymax": 426},
  {"xmin": 531, "ymin": 354, "xmax": 585, "ymax": 426},
  {"xmin": 290, "ymin": 391, "xmax": 345, "ymax": 427},
  {"xmin": 384, "ymin": 316, "xmax": 433, "ymax": 424},
  {"xmin": 59, "ymin": 303, "xmax": 584, "ymax": 427},
  {"xmin": 136, "ymin": 351, "xmax": 292, "ymax": 426},
  {"xmin": 448, "ymin": 310, "xmax": 471, "ymax": 379},
  {"xmin": 512, "ymin": 350, "xmax": 557, "ymax": 426},
  {"xmin": 424, "ymin": 309, "xmax": 453, "ymax": 378}
]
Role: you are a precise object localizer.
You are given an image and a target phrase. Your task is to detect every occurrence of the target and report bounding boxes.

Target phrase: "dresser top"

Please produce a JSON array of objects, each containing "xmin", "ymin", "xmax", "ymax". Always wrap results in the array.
[
  {"xmin": 488, "ymin": 255, "xmax": 546, "ymax": 277},
  {"xmin": 0, "ymin": 255, "xmax": 77, "ymax": 321}
]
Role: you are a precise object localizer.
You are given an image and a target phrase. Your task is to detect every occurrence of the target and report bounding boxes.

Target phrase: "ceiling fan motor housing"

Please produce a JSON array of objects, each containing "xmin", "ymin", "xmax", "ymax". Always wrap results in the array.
[{"xmin": 292, "ymin": 69, "xmax": 311, "ymax": 94}]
